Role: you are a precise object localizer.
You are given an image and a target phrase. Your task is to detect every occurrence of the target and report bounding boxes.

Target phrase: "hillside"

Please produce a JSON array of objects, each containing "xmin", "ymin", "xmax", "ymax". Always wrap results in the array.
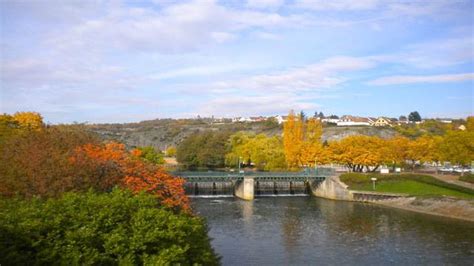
[{"xmin": 87, "ymin": 119, "xmax": 397, "ymax": 150}]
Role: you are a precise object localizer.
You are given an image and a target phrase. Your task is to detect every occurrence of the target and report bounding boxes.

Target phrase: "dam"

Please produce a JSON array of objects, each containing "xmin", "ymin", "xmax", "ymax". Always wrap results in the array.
[{"xmin": 175, "ymin": 168, "xmax": 335, "ymax": 200}]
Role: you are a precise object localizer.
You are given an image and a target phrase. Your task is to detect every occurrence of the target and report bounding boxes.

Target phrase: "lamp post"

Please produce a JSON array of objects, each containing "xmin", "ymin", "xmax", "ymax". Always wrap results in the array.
[{"xmin": 371, "ymin": 177, "xmax": 377, "ymax": 190}]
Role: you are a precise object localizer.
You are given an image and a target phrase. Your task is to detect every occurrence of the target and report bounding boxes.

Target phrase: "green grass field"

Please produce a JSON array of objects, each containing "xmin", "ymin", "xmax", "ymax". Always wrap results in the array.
[
  {"xmin": 340, "ymin": 173, "xmax": 474, "ymax": 199},
  {"xmin": 350, "ymin": 180, "xmax": 474, "ymax": 199}
]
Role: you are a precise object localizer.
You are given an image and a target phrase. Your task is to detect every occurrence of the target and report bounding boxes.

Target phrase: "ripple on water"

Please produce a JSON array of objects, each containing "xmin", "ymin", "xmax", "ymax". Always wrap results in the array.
[{"xmin": 191, "ymin": 197, "xmax": 474, "ymax": 266}]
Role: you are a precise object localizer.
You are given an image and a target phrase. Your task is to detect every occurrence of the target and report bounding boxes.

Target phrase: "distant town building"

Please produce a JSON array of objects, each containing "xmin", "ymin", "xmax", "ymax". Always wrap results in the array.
[
  {"xmin": 337, "ymin": 115, "xmax": 373, "ymax": 126},
  {"xmin": 275, "ymin": 115, "xmax": 288, "ymax": 124},
  {"xmin": 321, "ymin": 118, "xmax": 340, "ymax": 124},
  {"xmin": 372, "ymin": 117, "xmax": 393, "ymax": 127}
]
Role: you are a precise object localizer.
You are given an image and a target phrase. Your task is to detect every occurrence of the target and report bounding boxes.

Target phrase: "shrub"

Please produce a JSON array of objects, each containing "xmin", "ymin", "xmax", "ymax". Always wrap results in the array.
[
  {"xmin": 0, "ymin": 189, "xmax": 219, "ymax": 265},
  {"xmin": 460, "ymin": 173, "xmax": 474, "ymax": 184}
]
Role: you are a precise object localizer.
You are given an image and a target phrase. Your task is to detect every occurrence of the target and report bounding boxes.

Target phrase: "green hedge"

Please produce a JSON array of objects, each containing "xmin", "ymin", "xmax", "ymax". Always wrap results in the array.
[
  {"xmin": 459, "ymin": 173, "xmax": 474, "ymax": 184},
  {"xmin": 0, "ymin": 189, "xmax": 219, "ymax": 265},
  {"xmin": 340, "ymin": 173, "xmax": 474, "ymax": 195}
]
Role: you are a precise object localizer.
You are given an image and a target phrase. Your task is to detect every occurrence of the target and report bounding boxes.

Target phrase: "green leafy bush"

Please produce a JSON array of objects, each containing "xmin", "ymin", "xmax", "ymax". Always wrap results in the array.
[
  {"xmin": 459, "ymin": 173, "xmax": 474, "ymax": 184},
  {"xmin": 0, "ymin": 189, "xmax": 219, "ymax": 265}
]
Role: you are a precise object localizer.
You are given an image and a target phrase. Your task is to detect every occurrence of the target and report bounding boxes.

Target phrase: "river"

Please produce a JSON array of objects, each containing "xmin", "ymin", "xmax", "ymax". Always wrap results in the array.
[{"xmin": 191, "ymin": 196, "xmax": 474, "ymax": 265}]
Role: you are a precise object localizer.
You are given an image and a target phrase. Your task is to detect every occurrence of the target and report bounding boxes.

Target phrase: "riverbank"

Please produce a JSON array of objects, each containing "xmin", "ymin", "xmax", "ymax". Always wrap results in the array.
[
  {"xmin": 319, "ymin": 174, "xmax": 474, "ymax": 222},
  {"xmin": 374, "ymin": 196, "xmax": 474, "ymax": 222}
]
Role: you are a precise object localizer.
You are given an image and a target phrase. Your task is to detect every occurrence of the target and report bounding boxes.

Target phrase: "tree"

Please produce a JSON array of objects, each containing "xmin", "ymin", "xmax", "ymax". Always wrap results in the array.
[
  {"xmin": 0, "ymin": 124, "xmax": 189, "ymax": 210},
  {"xmin": 439, "ymin": 130, "xmax": 474, "ymax": 171},
  {"xmin": 226, "ymin": 133, "xmax": 286, "ymax": 171},
  {"xmin": 0, "ymin": 189, "xmax": 219, "ymax": 265},
  {"xmin": 0, "ymin": 125, "xmax": 101, "ymax": 198},
  {"xmin": 12, "ymin": 111, "xmax": 44, "ymax": 130},
  {"xmin": 328, "ymin": 135, "xmax": 385, "ymax": 172},
  {"xmin": 383, "ymin": 136, "xmax": 410, "ymax": 170},
  {"xmin": 408, "ymin": 111, "xmax": 422, "ymax": 122},
  {"xmin": 283, "ymin": 111, "xmax": 304, "ymax": 169},
  {"xmin": 405, "ymin": 135, "xmax": 441, "ymax": 170},
  {"xmin": 73, "ymin": 142, "xmax": 189, "ymax": 210},
  {"xmin": 176, "ymin": 131, "xmax": 231, "ymax": 169},
  {"xmin": 166, "ymin": 146, "xmax": 177, "ymax": 157},
  {"xmin": 466, "ymin": 116, "xmax": 474, "ymax": 131},
  {"xmin": 132, "ymin": 146, "xmax": 165, "ymax": 165},
  {"xmin": 299, "ymin": 110, "xmax": 306, "ymax": 121},
  {"xmin": 318, "ymin": 112, "xmax": 325, "ymax": 118},
  {"xmin": 0, "ymin": 114, "xmax": 19, "ymax": 143},
  {"xmin": 283, "ymin": 111, "xmax": 328, "ymax": 169}
]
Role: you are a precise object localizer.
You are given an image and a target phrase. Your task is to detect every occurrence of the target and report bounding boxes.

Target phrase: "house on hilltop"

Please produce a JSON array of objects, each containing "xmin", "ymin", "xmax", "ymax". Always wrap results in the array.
[
  {"xmin": 372, "ymin": 117, "xmax": 394, "ymax": 127},
  {"xmin": 337, "ymin": 115, "xmax": 373, "ymax": 126},
  {"xmin": 275, "ymin": 115, "xmax": 288, "ymax": 124}
]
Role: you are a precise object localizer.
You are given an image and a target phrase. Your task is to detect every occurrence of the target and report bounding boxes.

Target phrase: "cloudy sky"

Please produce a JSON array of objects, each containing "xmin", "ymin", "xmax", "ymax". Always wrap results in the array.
[{"xmin": 1, "ymin": 0, "xmax": 473, "ymax": 123}]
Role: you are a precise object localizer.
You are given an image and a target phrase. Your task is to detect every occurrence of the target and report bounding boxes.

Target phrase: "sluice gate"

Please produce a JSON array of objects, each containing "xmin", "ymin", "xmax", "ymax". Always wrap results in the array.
[
  {"xmin": 175, "ymin": 169, "xmax": 334, "ymax": 199},
  {"xmin": 184, "ymin": 181, "xmax": 234, "ymax": 196},
  {"xmin": 255, "ymin": 181, "xmax": 308, "ymax": 195}
]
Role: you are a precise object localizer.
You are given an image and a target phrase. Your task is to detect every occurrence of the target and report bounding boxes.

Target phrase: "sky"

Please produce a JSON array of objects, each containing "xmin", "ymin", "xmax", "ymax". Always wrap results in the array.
[{"xmin": 0, "ymin": 0, "xmax": 473, "ymax": 123}]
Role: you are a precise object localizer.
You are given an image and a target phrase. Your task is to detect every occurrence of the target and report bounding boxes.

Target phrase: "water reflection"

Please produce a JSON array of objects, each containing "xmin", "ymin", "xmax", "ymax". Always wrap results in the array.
[{"xmin": 193, "ymin": 197, "xmax": 474, "ymax": 266}]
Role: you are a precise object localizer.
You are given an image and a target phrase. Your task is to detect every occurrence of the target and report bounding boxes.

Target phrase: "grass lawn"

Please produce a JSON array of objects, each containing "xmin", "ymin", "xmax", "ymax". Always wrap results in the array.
[{"xmin": 349, "ymin": 180, "xmax": 474, "ymax": 199}]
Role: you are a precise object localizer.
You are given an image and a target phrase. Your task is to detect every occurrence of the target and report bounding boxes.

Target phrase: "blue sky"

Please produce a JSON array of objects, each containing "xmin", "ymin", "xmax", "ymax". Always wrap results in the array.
[{"xmin": 1, "ymin": 0, "xmax": 473, "ymax": 123}]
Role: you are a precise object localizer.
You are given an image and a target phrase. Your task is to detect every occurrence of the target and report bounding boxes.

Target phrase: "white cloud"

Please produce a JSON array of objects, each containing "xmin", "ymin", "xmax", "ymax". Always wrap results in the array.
[
  {"xmin": 295, "ymin": 0, "xmax": 379, "ymax": 11},
  {"xmin": 401, "ymin": 37, "xmax": 474, "ymax": 68},
  {"xmin": 44, "ymin": 0, "xmax": 308, "ymax": 54},
  {"xmin": 191, "ymin": 56, "xmax": 375, "ymax": 116},
  {"xmin": 253, "ymin": 31, "xmax": 281, "ymax": 40},
  {"xmin": 200, "ymin": 56, "xmax": 376, "ymax": 93},
  {"xmin": 196, "ymin": 93, "xmax": 320, "ymax": 117},
  {"xmin": 247, "ymin": 0, "xmax": 285, "ymax": 9},
  {"xmin": 368, "ymin": 73, "xmax": 474, "ymax": 85}
]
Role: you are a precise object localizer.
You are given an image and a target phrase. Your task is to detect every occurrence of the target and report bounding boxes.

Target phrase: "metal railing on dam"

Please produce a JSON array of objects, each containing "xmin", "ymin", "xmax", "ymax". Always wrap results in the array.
[{"xmin": 173, "ymin": 168, "xmax": 335, "ymax": 199}]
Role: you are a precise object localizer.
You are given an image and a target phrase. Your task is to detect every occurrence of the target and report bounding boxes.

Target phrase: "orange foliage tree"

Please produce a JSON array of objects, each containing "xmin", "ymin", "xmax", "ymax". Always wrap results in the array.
[
  {"xmin": 328, "ymin": 135, "xmax": 386, "ymax": 172},
  {"xmin": 71, "ymin": 143, "xmax": 189, "ymax": 211},
  {"xmin": 283, "ymin": 111, "xmax": 326, "ymax": 169}
]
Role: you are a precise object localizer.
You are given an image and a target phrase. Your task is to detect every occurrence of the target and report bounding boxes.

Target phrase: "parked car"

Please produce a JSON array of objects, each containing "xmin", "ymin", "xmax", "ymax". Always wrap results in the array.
[
  {"xmin": 438, "ymin": 167, "xmax": 454, "ymax": 173},
  {"xmin": 453, "ymin": 167, "xmax": 471, "ymax": 173}
]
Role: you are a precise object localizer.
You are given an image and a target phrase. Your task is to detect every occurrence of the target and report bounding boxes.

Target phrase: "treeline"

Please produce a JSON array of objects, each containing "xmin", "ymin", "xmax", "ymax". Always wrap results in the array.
[
  {"xmin": 177, "ymin": 111, "xmax": 474, "ymax": 172},
  {"xmin": 0, "ymin": 112, "xmax": 218, "ymax": 265}
]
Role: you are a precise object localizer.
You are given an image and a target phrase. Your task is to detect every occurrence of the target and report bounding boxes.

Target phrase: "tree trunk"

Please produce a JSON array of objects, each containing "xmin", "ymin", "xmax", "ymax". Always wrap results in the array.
[{"xmin": 371, "ymin": 165, "xmax": 380, "ymax": 172}]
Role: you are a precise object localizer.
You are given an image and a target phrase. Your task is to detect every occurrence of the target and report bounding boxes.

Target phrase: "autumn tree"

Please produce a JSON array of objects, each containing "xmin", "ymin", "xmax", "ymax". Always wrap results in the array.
[
  {"xmin": 383, "ymin": 136, "xmax": 410, "ymax": 170},
  {"xmin": 132, "ymin": 146, "xmax": 165, "ymax": 165},
  {"xmin": 328, "ymin": 135, "xmax": 385, "ymax": 172},
  {"xmin": 0, "ymin": 123, "xmax": 189, "ymax": 210},
  {"xmin": 466, "ymin": 116, "xmax": 474, "ymax": 131},
  {"xmin": 226, "ymin": 132, "xmax": 286, "ymax": 171},
  {"xmin": 166, "ymin": 146, "xmax": 177, "ymax": 157},
  {"xmin": 283, "ymin": 111, "xmax": 303, "ymax": 168},
  {"xmin": 438, "ymin": 130, "xmax": 474, "ymax": 173},
  {"xmin": 0, "ymin": 125, "xmax": 101, "ymax": 198},
  {"xmin": 12, "ymin": 111, "xmax": 44, "ymax": 130},
  {"xmin": 72, "ymin": 142, "xmax": 189, "ymax": 210},
  {"xmin": 0, "ymin": 114, "xmax": 19, "ymax": 143},
  {"xmin": 283, "ymin": 111, "xmax": 327, "ymax": 169},
  {"xmin": 405, "ymin": 135, "xmax": 441, "ymax": 170}
]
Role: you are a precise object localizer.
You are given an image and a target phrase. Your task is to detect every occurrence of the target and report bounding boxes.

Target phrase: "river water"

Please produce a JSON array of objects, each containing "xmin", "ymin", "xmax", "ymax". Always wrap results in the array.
[{"xmin": 191, "ymin": 196, "xmax": 474, "ymax": 265}]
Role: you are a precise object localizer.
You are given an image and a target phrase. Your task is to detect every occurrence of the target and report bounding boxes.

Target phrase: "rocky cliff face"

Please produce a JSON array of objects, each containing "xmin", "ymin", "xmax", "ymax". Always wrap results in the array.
[
  {"xmin": 322, "ymin": 126, "xmax": 396, "ymax": 142},
  {"xmin": 87, "ymin": 119, "xmax": 397, "ymax": 150}
]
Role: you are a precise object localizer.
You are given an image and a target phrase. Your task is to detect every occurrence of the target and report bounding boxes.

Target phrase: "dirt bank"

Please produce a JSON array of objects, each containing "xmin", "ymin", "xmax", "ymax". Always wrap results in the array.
[{"xmin": 374, "ymin": 197, "xmax": 474, "ymax": 222}]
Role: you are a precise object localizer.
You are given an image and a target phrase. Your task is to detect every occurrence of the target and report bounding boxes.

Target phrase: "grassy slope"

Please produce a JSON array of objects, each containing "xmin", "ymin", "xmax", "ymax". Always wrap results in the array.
[{"xmin": 340, "ymin": 173, "xmax": 474, "ymax": 199}]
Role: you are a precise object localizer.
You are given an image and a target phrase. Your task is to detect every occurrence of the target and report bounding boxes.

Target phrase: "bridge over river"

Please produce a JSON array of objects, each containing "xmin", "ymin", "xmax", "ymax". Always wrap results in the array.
[{"xmin": 174, "ymin": 168, "xmax": 335, "ymax": 200}]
